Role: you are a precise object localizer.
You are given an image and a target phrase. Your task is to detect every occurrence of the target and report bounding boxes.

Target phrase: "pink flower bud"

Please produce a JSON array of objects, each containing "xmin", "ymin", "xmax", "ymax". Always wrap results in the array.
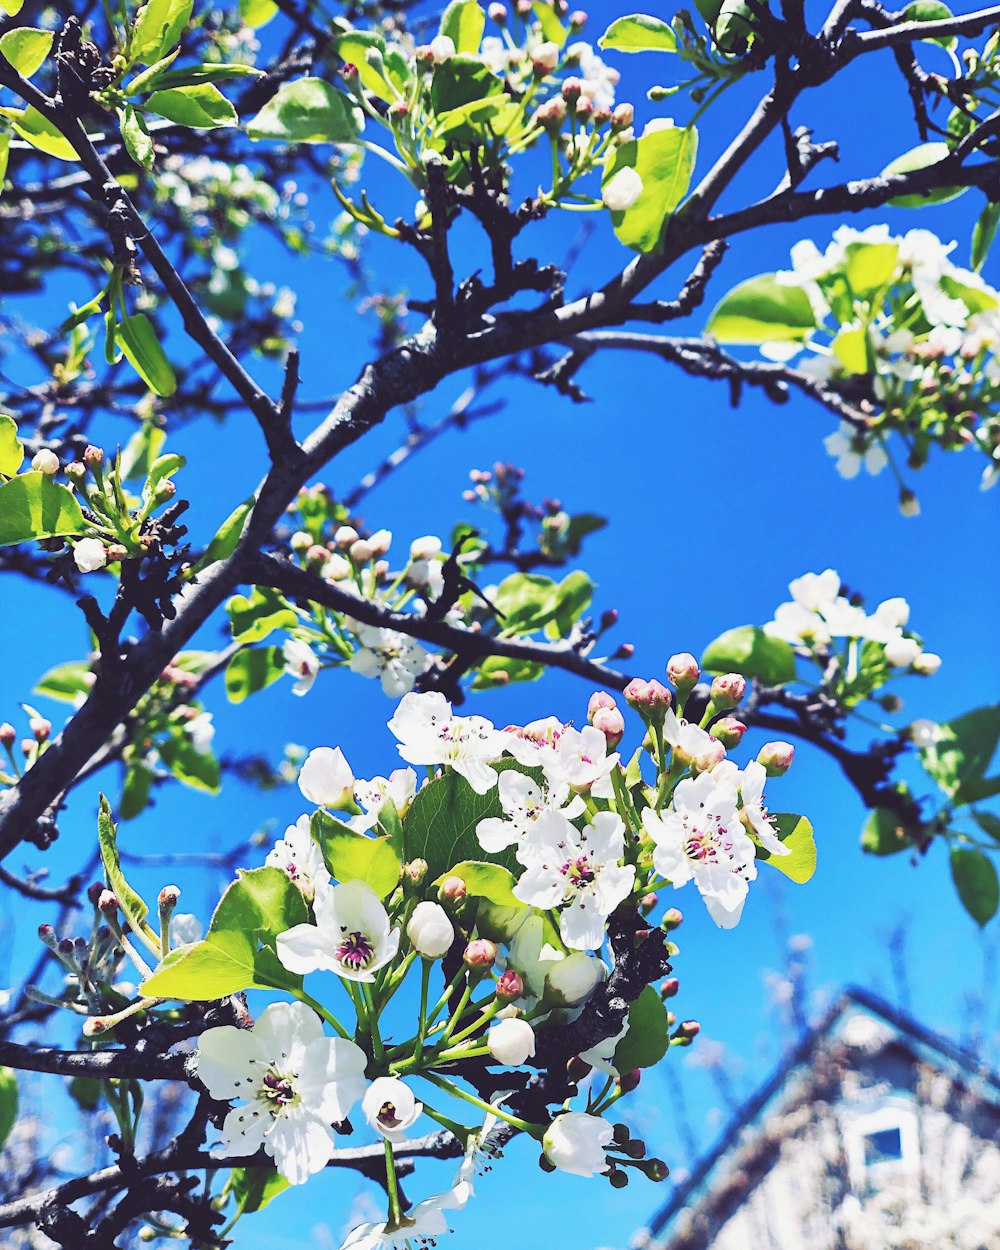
[
  {"xmin": 488, "ymin": 3, "xmax": 507, "ymax": 22},
  {"xmin": 334, "ymin": 525, "xmax": 359, "ymax": 548},
  {"xmin": 158, "ymin": 885, "xmax": 180, "ymax": 910},
  {"xmin": 496, "ymin": 969, "xmax": 524, "ymax": 1000},
  {"xmin": 592, "ymin": 706, "xmax": 625, "ymax": 749},
  {"xmin": 65, "ymin": 461, "xmax": 86, "ymax": 483},
  {"xmin": 617, "ymin": 1069, "xmax": 641, "ymax": 1093},
  {"xmin": 600, "ymin": 608, "xmax": 618, "ymax": 630},
  {"xmin": 588, "ymin": 691, "xmax": 617, "ymax": 722},
  {"xmin": 87, "ymin": 882, "xmax": 105, "ymax": 907},
  {"xmin": 464, "ymin": 938, "xmax": 497, "ymax": 969},
  {"xmin": 678, "ymin": 1019, "xmax": 700, "ymax": 1040},
  {"xmin": 98, "ymin": 890, "xmax": 119, "ymax": 915},
  {"xmin": 640, "ymin": 892, "xmax": 658, "ymax": 915},
  {"xmin": 711, "ymin": 716, "xmax": 746, "ymax": 748},
  {"xmin": 0, "ymin": 723, "xmax": 15, "ymax": 747},
  {"xmin": 349, "ymin": 538, "xmax": 374, "ymax": 564},
  {"xmin": 661, "ymin": 907, "xmax": 683, "ymax": 931},
  {"xmin": 710, "ymin": 673, "xmax": 746, "ymax": 710},
  {"xmin": 30, "ymin": 718, "xmax": 51, "ymax": 742},
  {"xmin": 562, "ymin": 76, "xmax": 583, "ymax": 101},
  {"xmin": 439, "ymin": 875, "xmax": 468, "ymax": 904},
  {"xmin": 757, "ymin": 740, "xmax": 795, "ymax": 777},
  {"xmin": 533, "ymin": 41, "xmax": 560, "ymax": 74},
  {"xmin": 405, "ymin": 858, "xmax": 428, "ymax": 884},
  {"xmin": 570, "ymin": 10, "xmax": 587, "ymax": 27},
  {"xmin": 611, "ymin": 102, "xmax": 634, "ymax": 131},
  {"xmin": 623, "ymin": 678, "xmax": 672, "ymax": 725},
  {"xmin": 574, "ymin": 94, "xmax": 594, "ymax": 121},
  {"xmin": 666, "ymin": 652, "xmax": 700, "ymax": 693},
  {"xmin": 566, "ymin": 1055, "xmax": 592, "ymax": 1082},
  {"xmin": 20, "ymin": 739, "xmax": 34, "ymax": 758},
  {"xmin": 83, "ymin": 445, "xmax": 104, "ymax": 468},
  {"xmin": 660, "ymin": 977, "xmax": 679, "ymax": 999},
  {"xmin": 533, "ymin": 97, "xmax": 567, "ymax": 130}
]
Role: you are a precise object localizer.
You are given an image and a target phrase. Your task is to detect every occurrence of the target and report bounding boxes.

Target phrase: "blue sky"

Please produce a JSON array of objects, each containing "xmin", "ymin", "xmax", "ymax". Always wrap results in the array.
[{"xmin": 1, "ymin": 1, "xmax": 999, "ymax": 1247}]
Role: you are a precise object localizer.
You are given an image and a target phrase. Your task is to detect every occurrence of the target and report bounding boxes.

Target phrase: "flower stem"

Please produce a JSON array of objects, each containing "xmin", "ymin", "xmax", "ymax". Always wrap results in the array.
[
  {"xmin": 362, "ymin": 983, "xmax": 385, "ymax": 1062},
  {"xmin": 293, "ymin": 989, "xmax": 351, "ymax": 1040},
  {"xmin": 414, "ymin": 959, "xmax": 432, "ymax": 1064},
  {"xmin": 437, "ymin": 979, "xmax": 474, "ymax": 1048},
  {"xmin": 422, "ymin": 1072, "xmax": 543, "ymax": 1137},
  {"xmin": 384, "ymin": 1139, "xmax": 403, "ymax": 1226}
]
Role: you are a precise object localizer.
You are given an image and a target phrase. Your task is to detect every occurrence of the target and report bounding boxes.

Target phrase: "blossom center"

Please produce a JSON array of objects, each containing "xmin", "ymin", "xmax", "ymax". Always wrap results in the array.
[
  {"xmin": 336, "ymin": 929, "xmax": 376, "ymax": 969},
  {"xmin": 561, "ymin": 855, "xmax": 596, "ymax": 888},
  {"xmin": 259, "ymin": 1069, "xmax": 296, "ymax": 1112},
  {"xmin": 680, "ymin": 813, "xmax": 732, "ymax": 863},
  {"xmin": 378, "ymin": 1100, "xmax": 403, "ymax": 1128}
]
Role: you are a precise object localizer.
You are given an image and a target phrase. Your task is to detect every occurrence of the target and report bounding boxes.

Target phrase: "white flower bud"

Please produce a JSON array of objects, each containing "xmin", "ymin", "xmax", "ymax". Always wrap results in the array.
[
  {"xmin": 32, "ymin": 449, "xmax": 59, "ymax": 475},
  {"xmin": 487, "ymin": 1017, "xmax": 536, "ymax": 1066},
  {"xmin": 368, "ymin": 528, "xmax": 392, "ymax": 557},
  {"xmin": 410, "ymin": 535, "xmax": 443, "ymax": 561},
  {"xmin": 429, "ymin": 34, "xmax": 456, "ymax": 61},
  {"xmin": 290, "ymin": 530, "xmax": 312, "ymax": 552},
  {"xmin": 350, "ymin": 538, "xmax": 374, "ymax": 564},
  {"xmin": 334, "ymin": 525, "xmax": 359, "ymax": 548},
  {"xmin": 362, "ymin": 1077, "xmax": 422, "ymax": 1142},
  {"xmin": 322, "ymin": 553, "xmax": 352, "ymax": 581},
  {"xmin": 602, "ymin": 166, "xmax": 643, "ymax": 212},
  {"xmin": 298, "ymin": 746, "xmax": 355, "ymax": 808},
  {"xmin": 875, "ymin": 596, "xmax": 910, "ymax": 628},
  {"xmin": 884, "ymin": 636, "xmax": 921, "ymax": 668},
  {"xmin": 545, "ymin": 953, "xmax": 605, "ymax": 1005},
  {"xmin": 73, "ymin": 538, "xmax": 108, "ymax": 573},
  {"xmin": 912, "ymin": 651, "xmax": 941, "ymax": 675},
  {"xmin": 533, "ymin": 40, "xmax": 560, "ymax": 71},
  {"xmin": 542, "ymin": 1112, "xmax": 613, "ymax": 1176},
  {"xmin": 406, "ymin": 901, "xmax": 454, "ymax": 959}
]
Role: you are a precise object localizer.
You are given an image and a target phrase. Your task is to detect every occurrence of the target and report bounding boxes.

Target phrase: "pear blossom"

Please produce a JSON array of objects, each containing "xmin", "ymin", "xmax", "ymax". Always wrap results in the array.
[
  {"xmin": 348, "ymin": 625, "xmax": 428, "ymax": 697},
  {"xmin": 544, "ymin": 724, "xmax": 620, "ymax": 799},
  {"xmin": 501, "ymin": 716, "xmax": 568, "ymax": 769},
  {"xmin": 362, "ymin": 1077, "xmax": 422, "ymax": 1143},
  {"xmin": 513, "ymin": 811, "xmax": 635, "ymax": 950},
  {"xmin": 713, "ymin": 760, "xmax": 789, "ymax": 856},
  {"xmin": 487, "ymin": 1017, "xmax": 536, "ymax": 1065},
  {"xmin": 913, "ymin": 651, "xmax": 941, "ymax": 675},
  {"xmin": 388, "ymin": 691, "xmax": 504, "ymax": 795},
  {"xmin": 406, "ymin": 901, "xmax": 454, "ymax": 959},
  {"xmin": 788, "ymin": 569, "xmax": 841, "ymax": 612},
  {"xmin": 266, "ymin": 813, "xmax": 331, "ymax": 901},
  {"xmin": 186, "ymin": 711, "xmax": 215, "ymax": 756},
  {"xmin": 542, "ymin": 1112, "xmax": 613, "ymax": 1177},
  {"xmin": 298, "ymin": 746, "xmax": 355, "ymax": 809},
  {"xmin": 662, "ymin": 708, "xmax": 725, "ymax": 772},
  {"xmin": 283, "ymin": 638, "xmax": 320, "ymax": 696},
  {"xmin": 195, "ymin": 1000, "xmax": 367, "ymax": 1185},
  {"xmin": 475, "ymin": 770, "xmax": 584, "ymax": 854},
  {"xmin": 277, "ymin": 880, "xmax": 400, "ymax": 982},
  {"xmin": 545, "ymin": 951, "xmax": 605, "ymax": 1006},
  {"xmin": 569, "ymin": 41, "xmax": 619, "ymax": 108},
  {"xmin": 884, "ymin": 635, "xmax": 921, "ymax": 667},
  {"xmin": 642, "ymin": 772, "xmax": 757, "ymax": 929},
  {"xmin": 350, "ymin": 768, "xmax": 418, "ymax": 832},
  {"xmin": 823, "ymin": 423, "xmax": 889, "ymax": 479},
  {"xmin": 73, "ymin": 538, "xmax": 108, "ymax": 573},
  {"xmin": 603, "ymin": 166, "xmax": 643, "ymax": 212}
]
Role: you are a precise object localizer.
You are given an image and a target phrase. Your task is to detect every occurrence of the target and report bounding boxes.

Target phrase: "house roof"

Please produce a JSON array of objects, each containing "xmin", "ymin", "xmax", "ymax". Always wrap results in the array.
[{"xmin": 644, "ymin": 985, "xmax": 1000, "ymax": 1241}]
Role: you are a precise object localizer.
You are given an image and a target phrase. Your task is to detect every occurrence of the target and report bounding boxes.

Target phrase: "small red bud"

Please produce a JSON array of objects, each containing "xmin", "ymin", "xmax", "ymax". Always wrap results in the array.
[
  {"xmin": 0, "ymin": 723, "xmax": 15, "ymax": 747},
  {"xmin": 617, "ymin": 1068, "xmax": 641, "ymax": 1094},
  {"xmin": 496, "ymin": 969, "xmax": 524, "ymax": 1000},
  {"xmin": 439, "ymin": 875, "xmax": 468, "ymax": 904},
  {"xmin": 666, "ymin": 652, "xmax": 700, "ymax": 693},
  {"xmin": 660, "ymin": 977, "xmax": 680, "ymax": 999},
  {"xmin": 464, "ymin": 939, "xmax": 497, "ymax": 969}
]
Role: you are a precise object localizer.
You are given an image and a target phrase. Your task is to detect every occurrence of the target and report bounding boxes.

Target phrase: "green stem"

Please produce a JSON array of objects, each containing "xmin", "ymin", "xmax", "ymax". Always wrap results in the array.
[
  {"xmin": 414, "ymin": 959, "xmax": 432, "ymax": 1065},
  {"xmin": 422, "ymin": 1072, "xmax": 542, "ymax": 1137},
  {"xmin": 363, "ymin": 983, "xmax": 385, "ymax": 1062},
  {"xmin": 383, "ymin": 1139, "xmax": 403, "ymax": 1227},
  {"xmin": 293, "ymin": 989, "xmax": 351, "ymax": 1040}
]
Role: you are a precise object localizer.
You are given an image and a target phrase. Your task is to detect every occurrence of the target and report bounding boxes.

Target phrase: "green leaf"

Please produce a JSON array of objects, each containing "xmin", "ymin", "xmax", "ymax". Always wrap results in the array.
[
  {"xmin": 0, "ymin": 28, "xmax": 54, "ymax": 77},
  {"xmin": 0, "ymin": 414, "xmax": 24, "ymax": 477},
  {"xmin": 228, "ymin": 585, "xmax": 298, "ymax": 644},
  {"xmin": 918, "ymin": 705, "xmax": 1000, "ymax": 803},
  {"xmin": 972, "ymin": 201, "xmax": 1000, "ymax": 272},
  {"xmin": 68, "ymin": 1075, "xmax": 103, "ymax": 1111},
  {"xmin": 225, "ymin": 646, "xmax": 286, "ymax": 703},
  {"xmin": 701, "ymin": 625, "xmax": 796, "ymax": 685},
  {"xmin": 430, "ymin": 55, "xmax": 502, "ymax": 116},
  {"xmin": 142, "ymin": 929, "xmax": 258, "ymax": 999},
  {"xmin": 311, "ymin": 810, "xmax": 401, "ymax": 899},
  {"xmin": 470, "ymin": 655, "xmax": 544, "ymax": 690},
  {"xmin": 0, "ymin": 1068, "xmax": 17, "ymax": 1151},
  {"xmin": 0, "ymin": 0, "xmax": 25, "ymax": 15},
  {"xmin": 231, "ymin": 1167, "xmax": 290, "ymax": 1216},
  {"xmin": 757, "ymin": 814, "xmax": 816, "ymax": 883},
  {"xmin": 209, "ymin": 866, "xmax": 308, "ymax": 939},
  {"xmin": 844, "ymin": 241, "xmax": 899, "ymax": 299},
  {"xmin": 131, "ymin": 0, "xmax": 194, "ymax": 65},
  {"xmin": 861, "ymin": 806, "xmax": 914, "ymax": 856},
  {"xmin": 440, "ymin": 1, "xmax": 486, "ymax": 53},
  {"xmin": 117, "ymin": 313, "xmax": 177, "ymax": 397},
  {"xmin": 901, "ymin": 1, "xmax": 957, "ymax": 49},
  {"xmin": 493, "ymin": 573, "xmax": 562, "ymax": 634},
  {"xmin": 239, "ymin": 0, "xmax": 279, "ymax": 28},
  {"xmin": 247, "ymin": 78, "xmax": 364, "ymax": 144},
  {"xmin": 0, "ymin": 131, "xmax": 10, "ymax": 187},
  {"xmin": 547, "ymin": 569, "xmax": 594, "ymax": 638},
  {"xmin": 973, "ymin": 811, "xmax": 1000, "ymax": 844},
  {"xmin": 831, "ymin": 326, "xmax": 872, "ymax": 375},
  {"xmin": 563, "ymin": 512, "xmax": 607, "ymax": 555},
  {"xmin": 613, "ymin": 986, "xmax": 669, "ymax": 1071},
  {"xmin": 200, "ymin": 497, "xmax": 254, "ymax": 568},
  {"xmin": 603, "ymin": 123, "xmax": 697, "ymax": 254},
  {"xmin": 435, "ymin": 861, "xmax": 523, "ymax": 908},
  {"xmin": 159, "ymin": 733, "xmax": 221, "ymax": 795},
  {"xmin": 598, "ymin": 14, "xmax": 677, "ymax": 53},
  {"xmin": 532, "ymin": 1, "xmax": 568, "ymax": 45},
  {"xmin": 940, "ymin": 272, "xmax": 999, "ymax": 316},
  {"xmin": 707, "ymin": 274, "xmax": 817, "ymax": 343},
  {"xmin": 883, "ymin": 143, "xmax": 965, "ymax": 208},
  {"xmin": 98, "ymin": 794, "xmax": 153, "ymax": 938},
  {"xmin": 130, "ymin": 61, "xmax": 264, "ymax": 93},
  {"xmin": 950, "ymin": 847, "xmax": 999, "ymax": 926},
  {"xmin": 0, "ymin": 471, "xmax": 86, "ymax": 547},
  {"xmin": 35, "ymin": 660, "xmax": 93, "ymax": 704},
  {"xmin": 143, "ymin": 452, "xmax": 185, "ymax": 503},
  {"xmin": 146, "ymin": 84, "xmax": 238, "ymax": 129},
  {"xmin": 335, "ymin": 31, "xmax": 395, "ymax": 102},
  {"xmin": 120, "ymin": 762, "xmax": 154, "ymax": 821},
  {"xmin": 11, "ymin": 107, "xmax": 79, "ymax": 161},
  {"xmin": 402, "ymin": 765, "xmax": 528, "ymax": 880},
  {"xmin": 118, "ymin": 423, "xmax": 165, "ymax": 483}
]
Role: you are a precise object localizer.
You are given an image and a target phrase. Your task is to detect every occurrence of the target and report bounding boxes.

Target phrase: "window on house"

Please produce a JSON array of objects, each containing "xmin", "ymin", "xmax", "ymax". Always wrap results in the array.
[
  {"xmin": 843, "ymin": 1100, "xmax": 919, "ymax": 1192},
  {"xmin": 862, "ymin": 1125, "xmax": 904, "ymax": 1166}
]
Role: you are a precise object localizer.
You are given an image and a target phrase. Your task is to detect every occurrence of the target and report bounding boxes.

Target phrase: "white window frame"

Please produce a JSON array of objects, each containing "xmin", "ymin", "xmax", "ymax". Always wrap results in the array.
[{"xmin": 842, "ymin": 1098, "xmax": 920, "ymax": 1192}]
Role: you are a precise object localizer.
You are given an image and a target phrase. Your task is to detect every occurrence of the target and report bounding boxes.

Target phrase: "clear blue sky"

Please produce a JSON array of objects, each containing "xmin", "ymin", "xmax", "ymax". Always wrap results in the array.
[{"xmin": 1, "ymin": 1, "xmax": 998, "ymax": 1247}]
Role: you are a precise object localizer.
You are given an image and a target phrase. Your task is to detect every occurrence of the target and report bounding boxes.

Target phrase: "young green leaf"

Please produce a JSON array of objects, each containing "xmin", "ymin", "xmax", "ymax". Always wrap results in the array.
[
  {"xmin": 756, "ymin": 815, "xmax": 817, "ymax": 883},
  {"xmin": 614, "ymin": 986, "xmax": 670, "ymax": 1071},
  {"xmin": 883, "ymin": 143, "xmax": 964, "ymax": 208},
  {"xmin": 120, "ymin": 104, "xmax": 155, "ymax": 169},
  {"xmin": 0, "ymin": 1068, "xmax": 17, "ymax": 1152},
  {"xmin": 598, "ymin": 14, "xmax": 678, "ymax": 53},
  {"xmin": 239, "ymin": 0, "xmax": 279, "ymax": 28},
  {"xmin": 0, "ymin": 27, "xmax": 54, "ymax": 77},
  {"xmin": 701, "ymin": 626, "xmax": 796, "ymax": 685},
  {"xmin": 141, "ymin": 929, "xmax": 259, "ymax": 999},
  {"xmin": 227, "ymin": 585, "xmax": 298, "ymax": 643},
  {"xmin": 98, "ymin": 794, "xmax": 154, "ymax": 939},
  {"xmin": 918, "ymin": 705, "xmax": 1000, "ymax": 803},
  {"xmin": 159, "ymin": 733, "xmax": 221, "ymax": 794},
  {"xmin": 11, "ymin": 107, "xmax": 79, "ymax": 161},
  {"xmin": 231, "ymin": 1167, "xmax": 290, "ymax": 1216},
  {"xmin": 972, "ymin": 201, "xmax": 1000, "ymax": 272},
  {"xmin": 434, "ymin": 861, "xmax": 523, "ymax": 907},
  {"xmin": 225, "ymin": 646, "xmax": 286, "ymax": 703},
  {"xmin": 311, "ymin": 810, "xmax": 401, "ymax": 899},
  {"xmin": 146, "ymin": 84, "xmax": 238, "ymax": 129},
  {"xmin": 950, "ymin": 846, "xmax": 999, "ymax": 926},
  {"xmin": 602, "ymin": 123, "xmax": 698, "ymax": 253},
  {"xmin": 0, "ymin": 471, "xmax": 86, "ymax": 547},
  {"xmin": 34, "ymin": 660, "xmax": 94, "ymax": 704},
  {"xmin": 117, "ymin": 313, "xmax": 177, "ymax": 397},
  {"xmin": 0, "ymin": 413, "xmax": 23, "ymax": 477},
  {"xmin": 199, "ymin": 497, "xmax": 254, "ymax": 569},
  {"xmin": 131, "ymin": 0, "xmax": 194, "ymax": 66},
  {"xmin": 247, "ymin": 78, "xmax": 364, "ymax": 144},
  {"xmin": 209, "ymin": 866, "xmax": 309, "ymax": 939},
  {"xmin": 707, "ymin": 274, "xmax": 817, "ymax": 343},
  {"xmin": 440, "ymin": 1, "xmax": 486, "ymax": 53},
  {"xmin": 861, "ymin": 806, "xmax": 914, "ymax": 856}
]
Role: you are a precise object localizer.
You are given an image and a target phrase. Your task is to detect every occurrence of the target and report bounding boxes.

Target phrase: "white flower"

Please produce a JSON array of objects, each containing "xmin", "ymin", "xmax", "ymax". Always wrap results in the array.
[
  {"xmin": 513, "ymin": 811, "xmax": 635, "ymax": 951},
  {"xmin": 545, "ymin": 952, "xmax": 605, "ymax": 1006},
  {"xmin": 788, "ymin": 569, "xmax": 841, "ymax": 612},
  {"xmin": 73, "ymin": 538, "xmax": 108, "ymax": 573},
  {"xmin": 350, "ymin": 769, "xmax": 418, "ymax": 832},
  {"xmin": 713, "ymin": 760, "xmax": 789, "ymax": 856},
  {"xmin": 870, "ymin": 595, "xmax": 910, "ymax": 631},
  {"xmin": 487, "ymin": 1017, "xmax": 535, "ymax": 1066},
  {"xmin": 169, "ymin": 913, "xmax": 203, "ymax": 946},
  {"xmin": 187, "ymin": 712, "xmax": 215, "ymax": 756},
  {"xmin": 476, "ymin": 770, "xmax": 584, "ymax": 855},
  {"xmin": 266, "ymin": 814, "xmax": 331, "ymax": 902},
  {"xmin": 662, "ymin": 708, "xmax": 725, "ymax": 772},
  {"xmin": 533, "ymin": 39, "xmax": 560, "ymax": 71},
  {"xmin": 406, "ymin": 901, "xmax": 454, "ymax": 959},
  {"xmin": 409, "ymin": 535, "xmax": 442, "ymax": 561},
  {"xmin": 277, "ymin": 880, "xmax": 400, "ymax": 982},
  {"xmin": 32, "ymin": 448, "xmax": 59, "ymax": 475},
  {"xmin": 388, "ymin": 691, "xmax": 504, "ymax": 795},
  {"xmin": 322, "ymin": 553, "xmax": 352, "ymax": 582},
  {"xmin": 501, "ymin": 716, "xmax": 568, "ymax": 769},
  {"xmin": 544, "ymin": 725, "xmax": 620, "ymax": 800},
  {"xmin": 823, "ymin": 423, "xmax": 888, "ymax": 479},
  {"xmin": 196, "ymin": 1001, "xmax": 368, "ymax": 1185},
  {"xmin": 298, "ymin": 746, "xmax": 355, "ymax": 808},
  {"xmin": 602, "ymin": 166, "xmax": 643, "ymax": 212},
  {"xmin": 407, "ymin": 558, "xmax": 444, "ymax": 600},
  {"xmin": 913, "ymin": 651, "xmax": 941, "ymax": 675},
  {"xmin": 542, "ymin": 1112, "xmax": 613, "ymax": 1177},
  {"xmin": 429, "ymin": 34, "xmax": 456, "ymax": 61},
  {"xmin": 642, "ymin": 772, "xmax": 757, "ymax": 929},
  {"xmin": 348, "ymin": 625, "xmax": 428, "ymax": 698},
  {"xmin": 579, "ymin": 1019, "xmax": 629, "ymax": 1075},
  {"xmin": 362, "ymin": 1077, "xmax": 422, "ymax": 1143},
  {"xmin": 283, "ymin": 638, "xmax": 320, "ymax": 696},
  {"xmin": 884, "ymin": 635, "xmax": 921, "ymax": 667},
  {"xmin": 570, "ymin": 41, "xmax": 619, "ymax": 108}
]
